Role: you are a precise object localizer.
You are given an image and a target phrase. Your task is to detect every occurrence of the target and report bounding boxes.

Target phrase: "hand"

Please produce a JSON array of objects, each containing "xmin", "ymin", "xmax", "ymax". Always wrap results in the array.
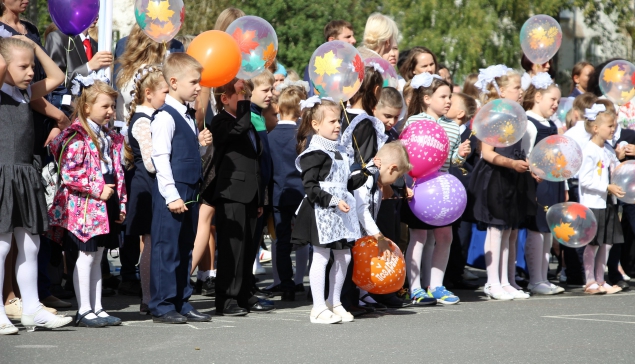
[
  {"xmin": 565, "ymin": 190, "xmax": 569, "ymax": 202},
  {"xmin": 372, "ymin": 156, "xmax": 382, "ymax": 170},
  {"xmin": 168, "ymin": 199, "xmax": 188, "ymax": 214},
  {"xmin": 257, "ymin": 207, "xmax": 263, "ymax": 218},
  {"xmin": 458, "ymin": 139, "xmax": 471, "ymax": 158},
  {"xmin": 616, "ymin": 145, "xmax": 626, "ymax": 160},
  {"xmin": 625, "ymin": 144, "xmax": 635, "ymax": 157},
  {"xmin": 234, "ymin": 79, "xmax": 247, "ymax": 100},
  {"xmin": 531, "ymin": 171, "xmax": 543, "ymax": 183},
  {"xmin": 374, "ymin": 234, "xmax": 394, "ymax": 261},
  {"xmin": 55, "ymin": 112, "xmax": 71, "ymax": 130},
  {"xmin": 44, "ymin": 127, "xmax": 61, "ymax": 147},
  {"xmin": 198, "ymin": 129, "xmax": 212, "ymax": 146},
  {"xmin": 100, "ymin": 184, "xmax": 115, "ymax": 201},
  {"xmin": 115, "ymin": 212, "xmax": 126, "ymax": 224},
  {"xmin": 512, "ymin": 160, "xmax": 529, "ymax": 173},
  {"xmin": 381, "ymin": 184, "xmax": 394, "ymax": 199},
  {"xmin": 338, "ymin": 200, "xmax": 350, "ymax": 213},
  {"xmin": 12, "ymin": 34, "xmax": 35, "ymax": 47},
  {"xmin": 406, "ymin": 187, "xmax": 414, "ymax": 201},
  {"xmin": 88, "ymin": 51, "xmax": 113, "ymax": 71},
  {"xmin": 608, "ymin": 184, "xmax": 625, "ymax": 198}
]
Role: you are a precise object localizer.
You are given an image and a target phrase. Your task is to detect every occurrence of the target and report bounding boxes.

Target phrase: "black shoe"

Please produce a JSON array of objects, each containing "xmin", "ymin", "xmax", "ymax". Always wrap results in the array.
[
  {"xmin": 281, "ymin": 291, "xmax": 295, "ymax": 301},
  {"xmin": 75, "ymin": 310, "xmax": 108, "ymax": 328},
  {"xmin": 295, "ymin": 283, "xmax": 305, "ymax": 293},
  {"xmin": 445, "ymin": 279, "xmax": 479, "ymax": 290},
  {"xmin": 201, "ymin": 278, "xmax": 216, "ymax": 296},
  {"xmin": 152, "ymin": 310, "xmax": 187, "ymax": 324},
  {"xmin": 371, "ymin": 293, "xmax": 411, "ymax": 309},
  {"xmin": 253, "ymin": 287, "xmax": 274, "ymax": 299},
  {"xmin": 50, "ymin": 284, "xmax": 75, "ymax": 299},
  {"xmin": 185, "ymin": 309, "xmax": 212, "ymax": 322},
  {"xmin": 216, "ymin": 303, "xmax": 248, "ymax": 316},
  {"xmin": 612, "ymin": 280, "xmax": 630, "ymax": 291},
  {"xmin": 194, "ymin": 280, "xmax": 203, "ymax": 295},
  {"xmin": 139, "ymin": 302, "xmax": 149, "ymax": 315},
  {"xmin": 248, "ymin": 301, "xmax": 276, "ymax": 312},
  {"xmin": 102, "ymin": 287, "xmax": 116, "ymax": 297},
  {"xmin": 118, "ymin": 280, "xmax": 141, "ymax": 296},
  {"xmin": 262, "ymin": 284, "xmax": 283, "ymax": 296},
  {"xmin": 94, "ymin": 309, "xmax": 122, "ymax": 326},
  {"xmin": 360, "ymin": 294, "xmax": 387, "ymax": 311},
  {"xmin": 102, "ymin": 275, "xmax": 121, "ymax": 290}
]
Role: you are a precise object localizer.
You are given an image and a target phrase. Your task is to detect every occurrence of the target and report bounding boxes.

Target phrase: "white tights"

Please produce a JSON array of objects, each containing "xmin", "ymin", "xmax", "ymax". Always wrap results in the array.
[
  {"xmin": 525, "ymin": 231, "xmax": 552, "ymax": 288},
  {"xmin": 74, "ymin": 246, "xmax": 108, "ymax": 319},
  {"xmin": 484, "ymin": 227, "xmax": 513, "ymax": 295},
  {"xmin": 406, "ymin": 227, "xmax": 453, "ymax": 292},
  {"xmin": 309, "ymin": 246, "xmax": 350, "ymax": 311},
  {"xmin": 583, "ymin": 244, "xmax": 611, "ymax": 286}
]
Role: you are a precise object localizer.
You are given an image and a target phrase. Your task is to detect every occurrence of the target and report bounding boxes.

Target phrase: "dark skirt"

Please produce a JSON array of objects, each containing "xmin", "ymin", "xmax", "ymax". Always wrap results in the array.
[
  {"xmin": 590, "ymin": 205, "xmax": 624, "ymax": 246},
  {"xmin": 400, "ymin": 200, "xmax": 451, "ymax": 230},
  {"xmin": 124, "ymin": 167, "xmax": 154, "ymax": 236},
  {"xmin": 0, "ymin": 161, "xmax": 49, "ymax": 234},
  {"xmin": 525, "ymin": 180, "xmax": 566, "ymax": 233},
  {"xmin": 291, "ymin": 198, "xmax": 353, "ymax": 250}
]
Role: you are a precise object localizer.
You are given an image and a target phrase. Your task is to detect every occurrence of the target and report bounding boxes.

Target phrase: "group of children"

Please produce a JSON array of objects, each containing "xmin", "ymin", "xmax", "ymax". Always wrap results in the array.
[{"xmin": 1, "ymin": 8, "xmax": 633, "ymax": 334}]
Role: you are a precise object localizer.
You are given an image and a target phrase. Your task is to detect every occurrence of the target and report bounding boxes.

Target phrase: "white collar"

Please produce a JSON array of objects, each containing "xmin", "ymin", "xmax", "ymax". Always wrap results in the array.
[
  {"xmin": 1, "ymin": 83, "xmax": 30, "ymax": 103},
  {"xmin": 277, "ymin": 120, "xmax": 297, "ymax": 125},
  {"xmin": 79, "ymin": 33, "xmax": 90, "ymax": 42},
  {"xmin": 312, "ymin": 135, "xmax": 340, "ymax": 152},
  {"xmin": 87, "ymin": 118, "xmax": 105, "ymax": 134},
  {"xmin": 164, "ymin": 94, "xmax": 188, "ymax": 115},
  {"xmin": 612, "ymin": 124, "xmax": 622, "ymax": 146},
  {"xmin": 135, "ymin": 105, "xmax": 156, "ymax": 116},
  {"xmin": 347, "ymin": 108, "xmax": 365, "ymax": 115},
  {"xmin": 526, "ymin": 110, "xmax": 548, "ymax": 123}
]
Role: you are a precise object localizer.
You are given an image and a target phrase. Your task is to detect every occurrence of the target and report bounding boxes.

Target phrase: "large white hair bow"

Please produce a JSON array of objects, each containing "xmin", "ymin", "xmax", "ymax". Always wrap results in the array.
[
  {"xmin": 71, "ymin": 72, "xmax": 110, "ymax": 96},
  {"xmin": 411, "ymin": 72, "xmax": 443, "ymax": 89},
  {"xmin": 584, "ymin": 103, "xmax": 607, "ymax": 121},
  {"xmin": 368, "ymin": 61, "xmax": 385, "ymax": 74},
  {"xmin": 299, "ymin": 95, "xmax": 334, "ymax": 110},
  {"xmin": 530, "ymin": 72, "xmax": 553, "ymax": 90},
  {"xmin": 474, "ymin": 64, "xmax": 513, "ymax": 95}
]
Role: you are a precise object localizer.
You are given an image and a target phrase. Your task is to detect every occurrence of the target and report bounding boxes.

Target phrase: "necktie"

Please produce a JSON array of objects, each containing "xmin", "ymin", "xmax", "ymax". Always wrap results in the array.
[{"xmin": 83, "ymin": 38, "xmax": 93, "ymax": 61}]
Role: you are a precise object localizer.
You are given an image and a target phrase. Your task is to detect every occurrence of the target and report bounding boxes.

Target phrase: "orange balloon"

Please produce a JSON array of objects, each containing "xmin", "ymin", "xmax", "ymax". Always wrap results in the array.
[
  {"xmin": 351, "ymin": 236, "xmax": 406, "ymax": 294},
  {"xmin": 187, "ymin": 30, "xmax": 241, "ymax": 88}
]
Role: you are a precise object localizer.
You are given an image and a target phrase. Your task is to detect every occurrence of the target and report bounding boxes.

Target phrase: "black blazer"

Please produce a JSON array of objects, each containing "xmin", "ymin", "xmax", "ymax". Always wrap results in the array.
[
  {"xmin": 211, "ymin": 100, "xmax": 263, "ymax": 205},
  {"xmin": 45, "ymin": 30, "xmax": 98, "ymax": 87}
]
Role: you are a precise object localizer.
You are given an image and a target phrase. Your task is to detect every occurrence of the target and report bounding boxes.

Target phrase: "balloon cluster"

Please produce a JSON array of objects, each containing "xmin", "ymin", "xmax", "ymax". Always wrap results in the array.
[
  {"xmin": 352, "ymin": 237, "xmax": 406, "ymax": 294},
  {"xmin": 547, "ymin": 202, "xmax": 598, "ymax": 248},
  {"xmin": 599, "ymin": 60, "xmax": 635, "ymax": 106},
  {"xmin": 472, "ymin": 99, "xmax": 528, "ymax": 148},
  {"xmin": 529, "ymin": 135, "xmax": 583, "ymax": 182},
  {"xmin": 308, "ymin": 41, "xmax": 364, "ymax": 102}
]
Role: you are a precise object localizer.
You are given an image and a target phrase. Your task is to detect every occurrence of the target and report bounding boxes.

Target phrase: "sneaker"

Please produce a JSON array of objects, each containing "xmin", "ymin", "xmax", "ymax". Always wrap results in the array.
[
  {"xmin": 549, "ymin": 283, "xmax": 565, "ymax": 294},
  {"xmin": 559, "ymin": 269, "xmax": 568, "ymax": 283},
  {"xmin": 410, "ymin": 288, "xmax": 437, "ymax": 306},
  {"xmin": 463, "ymin": 269, "xmax": 479, "ymax": 281},
  {"xmin": 428, "ymin": 286, "xmax": 460, "ymax": 305},
  {"xmin": 623, "ymin": 273, "xmax": 632, "ymax": 282},
  {"xmin": 5, "ymin": 298, "xmax": 22, "ymax": 320},
  {"xmin": 259, "ymin": 249, "xmax": 272, "ymax": 264},
  {"xmin": 201, "ymin": 278, "xmax": 216, "ymax": 297}
]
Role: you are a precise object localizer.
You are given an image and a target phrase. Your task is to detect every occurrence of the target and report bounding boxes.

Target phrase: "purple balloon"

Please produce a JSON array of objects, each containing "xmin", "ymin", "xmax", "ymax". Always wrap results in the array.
[
  {"xmin": 408, "ymin": 172, "xmax": 467, "ymax": 226},
  {"xmin": 49, "ymin": 0, "xmax": 100, "ymax": 36}
]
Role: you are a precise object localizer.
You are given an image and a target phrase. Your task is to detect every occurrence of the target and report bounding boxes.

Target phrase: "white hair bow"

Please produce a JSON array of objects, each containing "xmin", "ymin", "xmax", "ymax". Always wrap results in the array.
[
  {"xmin": 299, "ymin": 96, "xmax": 334, "ymax": 110},
  {"xmin": 276, "ymin": 78, "xmax": 310, "ymax": 93},
  {"xmin": 368, "ymin": 61, "xmax": 384, "ymax": 74},
  {"xmin": 411, "ymin": 72, "xmax": 443, "ymax": 89},
  {"xmin": 530, "ymin": 72, "xmax": 553, "ymax": 90},
  {"xmin": 0, "ymin": 25, "xmax": 12, "ymax": 38},
  {"xmin": 474, "ymin": 64, "xmax": 513, "ymax": 95},
  {"xmin": 584, "ymin": 103, "xmax": 607, "ymax": 121},
  {"xmin": 71, "ymin": 72, "xmax": 111, "ymax": 96}
]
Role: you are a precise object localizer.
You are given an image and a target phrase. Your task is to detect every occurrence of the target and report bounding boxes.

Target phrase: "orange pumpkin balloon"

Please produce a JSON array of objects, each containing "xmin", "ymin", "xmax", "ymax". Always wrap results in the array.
[
  {"xmin": 352, "ymin": 236, "xmax": 406, "ymax": 294},
  {"xmin": 187, "ymin": 30, "xmax": 241, "ymax": 87}
]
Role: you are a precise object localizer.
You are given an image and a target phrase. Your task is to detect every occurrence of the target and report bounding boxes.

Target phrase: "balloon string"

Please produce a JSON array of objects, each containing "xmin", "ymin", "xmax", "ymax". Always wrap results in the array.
[
  {"xmin": 340, "ymin": 100, "xmax": 366, "ymax": 169},
  {"xmin": 63, "ymin": 37, "xmax": 78, "ymax": 88}
]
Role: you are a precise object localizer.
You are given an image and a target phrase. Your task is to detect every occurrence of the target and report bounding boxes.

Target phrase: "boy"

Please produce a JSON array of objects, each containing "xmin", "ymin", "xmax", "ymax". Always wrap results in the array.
[{"xmin": 150, "ymin": 53, "xmax": 212, "ymax": 324}]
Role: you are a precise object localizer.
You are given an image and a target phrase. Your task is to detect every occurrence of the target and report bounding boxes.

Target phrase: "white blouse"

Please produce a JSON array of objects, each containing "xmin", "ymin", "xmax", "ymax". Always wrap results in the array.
[{"xmin": 578, "ymin": 142, "xmax": 619, "ymax": 209}]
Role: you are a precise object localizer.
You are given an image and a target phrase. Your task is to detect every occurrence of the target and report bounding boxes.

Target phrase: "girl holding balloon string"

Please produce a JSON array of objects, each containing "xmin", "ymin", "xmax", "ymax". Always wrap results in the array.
[{"xmin": 401, "ymin": 72, "xmax": 471, "ymax": 305}]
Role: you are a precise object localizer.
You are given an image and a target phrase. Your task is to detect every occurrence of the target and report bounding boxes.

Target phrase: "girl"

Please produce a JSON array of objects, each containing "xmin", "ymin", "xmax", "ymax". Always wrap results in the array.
[
  {"xmin": 0, "ymin": 36, "xmax": 69, "ymax": 334},
  {"xmin": 123, "ymin": 65, "xmax": 167, "ymax": 314},
  {"xmin": 293, "ymin": 97, "xmax": 368, "ymax": 324},
  {"xmin": 522, "ymin": 73, "xmax": 566, "ymax": 295},
  {"xmin": 402, "ymin": 72, "xmax": 471, "ymax": 305},
  {"xmin": 468, "ymin": 65, "xmax": 534, "ymax": 300},
  {"xmin": 49, "ymin": 80, "xmax": 127, "ymax": 327},
  {"xmin": 398, "ymin": 46, "xmax": 438, "ymax": 83},
  {"xmin": 578, "ymin": 100, "xmax": 625, "ymax": 294},
  {"xmin": 569, "ymin": 62, "xmax": 594, "ymax": 97}
]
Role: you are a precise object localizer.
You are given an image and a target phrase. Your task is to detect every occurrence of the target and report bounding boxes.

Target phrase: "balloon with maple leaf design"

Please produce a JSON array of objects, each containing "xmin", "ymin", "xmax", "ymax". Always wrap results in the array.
[
  {"xmin": 48, "ymin": 0, "xmax": 100, "ymax": 36},
  {"xmin": 472, "ymin": 99, "xmax": 527, "ymax": 148},
  {"xmin": 225, "ymin": 16, "xmax": 278, "ymax": 79},
  {"xmin": 611, "ymin": 160, "xmax": 635, "ymax": 204},
  {"xmin": 520, "ymin": 15, "xmax": 562, "ymax": 65},
  {"xmin": 364, "ymin": 57, "xmax": 399, "ymax": 88},
  {"xmin": 308, "ymin": 41, "xmax": 363, "ymax": 102},
  {"xmin": 546, "ymin": 202, "xmax": 597, "ymax": 248},
  {"xmin": 599, "ymin": 60, "xmax": 635, "ymax": 106},
  {"xmin": 134, "ymin": 0, "xmax": 184, "ymax": 43},
  {"xmin": 529, "ymin": 135, "xmax": 583, "ymax": 182}
]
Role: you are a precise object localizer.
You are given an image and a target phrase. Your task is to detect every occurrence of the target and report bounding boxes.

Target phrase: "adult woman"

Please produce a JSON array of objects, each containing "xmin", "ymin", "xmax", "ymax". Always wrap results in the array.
[
  {"xmin": 520, "ymin": 53, "xmax": 554, "ymax": 90},
  {"xmin": 569, "ymin": 62, "xmax": 594, "ymax": 97},
  {"xmin": 357, "ymin": 13, "xmax": 399, "ymax": 66},
  {"xmin": 398, "ymin": 46, "xmax": 438, "ymax": 82}
]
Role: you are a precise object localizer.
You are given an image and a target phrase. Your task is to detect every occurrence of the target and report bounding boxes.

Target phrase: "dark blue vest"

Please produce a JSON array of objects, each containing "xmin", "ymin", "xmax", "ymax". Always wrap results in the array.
[{"xmin": 128, "ymin": 112, "xmax": 152, "ymax": 173}]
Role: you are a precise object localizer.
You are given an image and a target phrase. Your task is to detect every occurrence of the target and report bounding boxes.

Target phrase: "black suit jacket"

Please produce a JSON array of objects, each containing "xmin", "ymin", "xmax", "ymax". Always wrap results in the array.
[
  {"xmin": 211, "ymin": 100, "xmax": 263, "ymax": 205},
  {"xmin": 45, "ymin": 30, "xmax": 98, "ymax": 87}
]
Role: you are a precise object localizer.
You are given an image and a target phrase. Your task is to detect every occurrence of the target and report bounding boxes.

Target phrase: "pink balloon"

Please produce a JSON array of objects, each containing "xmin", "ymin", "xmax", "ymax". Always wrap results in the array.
[{"xmin": 400, "ymin": 119, "xmax": 450, "ymax": 178}]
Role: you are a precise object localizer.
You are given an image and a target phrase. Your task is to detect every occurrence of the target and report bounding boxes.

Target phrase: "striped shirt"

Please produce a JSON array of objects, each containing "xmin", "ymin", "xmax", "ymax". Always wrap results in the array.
[{"xmin": 405, "ymin": 113, "xmax": 464, "ymax": 172}]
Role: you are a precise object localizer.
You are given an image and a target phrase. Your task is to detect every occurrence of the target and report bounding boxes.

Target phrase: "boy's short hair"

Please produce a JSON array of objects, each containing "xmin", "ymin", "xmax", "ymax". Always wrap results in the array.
[
  {"xmin": 246, "ymin": 70, "xmax": 275, "ymax": 90},
  {"xmin": 324, "ymin": 20, "xmax": 353, "ymax": 42},
  {"xmin": 451, "ymin": 92, "xmax": 478, "ymax": 121},
  {"xmin": 278, "ymin": 86, "xmax": 307, "ymax": 119},
  {"xmin": 376, "ymin": 86, "xmax": 403, "ymax": 110},
  {"xmin": 376, "ymin": 141, "xmax": 412, "ymax": 173},
  {"xmin": 163, "ymin": 53, "xmax": 203, "ymax": 82}
]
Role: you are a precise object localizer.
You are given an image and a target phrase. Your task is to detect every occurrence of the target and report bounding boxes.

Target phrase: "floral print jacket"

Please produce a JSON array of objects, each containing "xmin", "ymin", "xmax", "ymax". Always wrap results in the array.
[{"xmin": 48, "ymin": 120, "xmax": 127, "ymax": 243}]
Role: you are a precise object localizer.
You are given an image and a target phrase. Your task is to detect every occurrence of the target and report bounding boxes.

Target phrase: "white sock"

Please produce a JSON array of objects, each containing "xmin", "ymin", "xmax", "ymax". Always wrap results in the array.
[
  {"xmin": 74, "ymin": 249, "xmax": 98, "ymax": 319},
  {"xmin": 583, "ymin": 245, "xmax": 599, "ymax": 285},
  {"xmin": 294, "ymin": 244, "xmax": 309, "ymax": 285},
  {"xmin": 485, "ymin": 227, "xmax": 508, "ymax": 295},
  {"xmin": 271, "ymin": 239, "xmax": 280, "ymax": 285},
  {"xmin": 525, "ymin": 231, "xmax": 544, "ymax": 286},
  {"xmin": 327, "ymin": 249, "xmax": 351, "ymax": 307},
  {"xmin": 209, "ymin": 269, "xmax": 216, "ymax": 278},
  {"xmin": 309, "ymin": 246, "xmax": 330, "ymax": 312},
  {"xmin": 197, "ymin": 270, "xmax": 212, "ymax": 281},
  {"xmin": 91, "ymin": 247, "xmax": 108, "ymax": 317},
  {"xmin": 0, "ymin": 234, "xmax": 12, "ymax": 326},
  {"xmin": 406, "ymin": 228, "xmax": 426, "ymax": 292},
  {"xmin": 429, "ymin": 227, "xmax": 452, "ymax": 289},
  {"xmin": 421, "ymin": 230, "xmax": 435, "ymax": 288},
  {"xmin": 14, "ymin": 228, "xmax": 42, "ymax": 315},
  {"xmin": 140, "ymin": 235, "xmax": 151, "ymax": 305}
]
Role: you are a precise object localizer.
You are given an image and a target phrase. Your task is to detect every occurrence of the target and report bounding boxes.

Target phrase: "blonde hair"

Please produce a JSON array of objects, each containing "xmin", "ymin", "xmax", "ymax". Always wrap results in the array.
[
  {"xmin": 246, "ymin": 70, "xmax": 275, "ymax": 89},
  {"xmin": 376, "ymin": 141, "xmax": 412, "ymax": 173},
  {"xmin": 116, "ymin": 25, "xmax": 166, "ymax": 90},
  {"xmin": 296, "ymin": 99, "xmax": 341, "ymax": 154},
  {"xmin": 451, "ymin": 92, "xmax": 478, "ymax": 121},
  {"xmin": 278, "ymin": 86, "xmax": 306, "ymax": 119},
  {"xmin": 584, "ymin": 99, "xmax": 616, "ymax": 134},
  {"xmin": 72, "ymin": 81, "xmax": 118, "ymax": 162},
  {"xmin": 362, "ymin": 13, "xmax": 399, "ymax": 54},
  {"xmin": 163, "ymin": 53, "xmax": 203, "ymax": 83},
  {"xmin": 214, "ymin": 8, "xmax": 245, "ymax": 31},
  {"xmin": 480, "ymin": 71, "xmax": 521, "ymax": 105},
  {"xmin": 0, "ymin": 37, "xmax": 34, "ymax": 63},
  {"xmin": 286, "ymin": 69, "xmax": 300, "ymax": 82}
]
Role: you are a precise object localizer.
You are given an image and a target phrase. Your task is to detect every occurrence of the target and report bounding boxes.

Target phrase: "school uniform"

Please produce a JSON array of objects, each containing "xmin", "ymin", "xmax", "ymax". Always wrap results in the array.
[
  {"xmin": 375, "ymin": 128, "xmax": 403, "ymax": 244},
  {"xmin": 149, "ymin": 95, "xmax": 201, "ymax": 318}
]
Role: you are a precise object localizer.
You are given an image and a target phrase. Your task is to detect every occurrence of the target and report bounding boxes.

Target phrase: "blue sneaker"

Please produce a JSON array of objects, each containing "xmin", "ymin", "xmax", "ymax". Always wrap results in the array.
[
  {"xmin": 428, "ymin": 286, "xmax": 460, "ymax": 305},
  {"xmin": 410, "ymin": 288, "xmax": 437, "ymax": 306}
]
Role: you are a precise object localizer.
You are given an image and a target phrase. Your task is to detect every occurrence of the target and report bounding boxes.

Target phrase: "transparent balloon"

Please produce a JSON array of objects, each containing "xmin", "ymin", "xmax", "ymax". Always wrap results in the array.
[
  {"xmin": 352, "ymin": 237, "xmax": 406, "ymax": 294},
  {"xmin": 308, "ymin": 41, "xmax": 364, "ymax": 102},
  {"xmin": 135, "ymin": 0, "xmax": 184, "ymax": 43},
  {"xmin": 225, "ymin": 16, "xmax": 278, "ymax": 80},
  {"xmin": 612, "ymin": 161, "xmax": 635, "ymax": 204},
  {"xmin": 599, "ymin": 60, "xmax": 635, "ymax": 106},
  {"xmin": 555, "ymin": 97, "xmax": 574, "ymax": 126},
  {"xmin": 364, "ymin": 57, "xmax": 399, "ymax": 88},
  {"xmin": 520, "ymin": 15, "xmax": 562, "ymax": 65},
  {"xmin": 547, "ymin": 202, "xmax": 597, "ymax": 248},
  {"xmin": 399, "ymin": 119, "xmax": 449, "ymax": 178},
  {"xmin": 529, "ymin": 135, "xmax": 583, "ymax": 182},
  {"xmin": 472, "ymin": 99, "xmax": 528, "ymax": 148},
  {"xmin": 408, "ymin": 172, "xmax": 467, "ymax": 226}
]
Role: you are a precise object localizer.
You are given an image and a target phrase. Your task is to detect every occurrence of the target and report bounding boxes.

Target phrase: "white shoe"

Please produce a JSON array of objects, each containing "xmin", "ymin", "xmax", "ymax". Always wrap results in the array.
[
  {"xmin": 0, "ymin": 323, "xmax": 18, "ymax": 335},
  {"xmin": 5, "ymin": 298, "xmax": 22, "ymax": 320},
  {"xmin": 623, "ymin": 274, "xmax": 632, "ymax": 281},
  {"xmin": 549, "ymin": 283, "xmax": 565, "ymax": 294},
  {"xmin": 259, "ymin": 249, "xmax": 272, "ymax": 263},
  {"xmin": 327, "ymin": 303, "xmax": 354, "ymax": 322},
  {"xmin": 502, "ymin": 284, "xmax": 530, "ymax": 299},
  {"xmin": 484, "ymin": 284, "xmax": 514, "ymax": 301},
  {"xmin": 528, "ymin": 282, "xmax": 556, "ymax": 295},
  {"xmin": 463, "ymin": 269, "xmax": 479, "ymax": 281},
  {"xmin": 21, "ymin": 306, "xmax": 72, "ymax": 332},
  {"xmin": 310, "ymin": 308, "xmax": 341, "ymax": 324},
  {"xmin": 253, "ymin": 265, "xmax": 266, "ymax": 275}
]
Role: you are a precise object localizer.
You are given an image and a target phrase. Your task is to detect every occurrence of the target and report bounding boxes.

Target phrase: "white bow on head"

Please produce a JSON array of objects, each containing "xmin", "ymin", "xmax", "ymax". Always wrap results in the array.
[
  {"xmin": 474, "ymin": 64, "xmax": 513, "ymax": 94},
  {"xmin": 71, "ymin": 72, "xmax": 111, "ymax": 96},
  {"xmin": 0, "ymin": 25, "xmax": 12, "ymax": 38},
  {"xmin": 411, "ymin": 72, "xmax": 443, "ymax": 89},
  {"xmin": 530, "ymin": 72, "xmax": 553, "ymax": 90},
  {"xmin": 584, "ymin": 103, "xmax": 607, "ymax": 121},
  {"xmin": 299, "ymin": 95, "xmax": 334, "ymax": 110},
  {"xmin": 368, "ymin": 61, "xmax": 384, "ymax": 74}
]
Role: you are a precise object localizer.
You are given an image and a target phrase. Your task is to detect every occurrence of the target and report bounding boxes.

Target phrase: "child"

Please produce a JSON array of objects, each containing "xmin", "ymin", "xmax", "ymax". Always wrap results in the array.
[
  {"xmin": 522, "ymin": 73, "xmax": 566, "ymax": 296},
  {"xmin": 0, "ymin": 37, "xmax": 69, "ymax": 334},
  {"xmin": 123, "ymin": 65, "xmax": 167, "ymax": 314},
  {"xmin": 149, "ymin": 53, "xmax": 212, "ymax": 324},
  {"xmin": 402, "ymin": 72, "xmax": 471, "ymax": 306},
  {"xmin": 293, "ymin": 97, "xmax": 368, "ymax": 324},
  {"xmin": 578, "ymin": 100, "xmax": 625, "ymax": 294},
  {"xmin": 268, "ymin": 85, "xmax": 309, "ymax": 300}
]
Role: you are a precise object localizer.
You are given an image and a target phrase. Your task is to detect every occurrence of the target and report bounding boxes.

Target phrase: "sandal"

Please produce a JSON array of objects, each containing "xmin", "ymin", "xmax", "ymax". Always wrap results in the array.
[
  {"xmin": 310, "ymin": 308, "xmax": 341, "ymax": 324},
  {"xmin": 598, "ymin": 282, "xmax": 622, "ymax": 295},
  {"xmin": 584, "ymin": 282, "xmax": 605, "ymax": 295}
]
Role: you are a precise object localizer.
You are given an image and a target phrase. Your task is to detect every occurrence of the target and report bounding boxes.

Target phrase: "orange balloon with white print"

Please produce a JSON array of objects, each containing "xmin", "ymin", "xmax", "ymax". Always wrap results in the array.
[{"xmin": 351, "ymin": 236, "xmax": 406, "ymax": 294}]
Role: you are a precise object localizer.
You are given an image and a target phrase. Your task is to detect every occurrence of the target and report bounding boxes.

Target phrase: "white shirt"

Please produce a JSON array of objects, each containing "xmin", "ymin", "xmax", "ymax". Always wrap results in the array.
[
  {"xmin": 564, "ymin": 121, "xmax": 591, "ymax": 150},
  {"xmin": 86, "ymin": 118, "xmax": 113, "ymax": 174},
  {"xmin": 1, "ymin": 83, "xmax": 31, "ymax": 103},
  {"xmin": 354, "ymin": 175, "xmax": 382, "ymax": 236},
  {"xmin": 151, "ymin": 94, "xmax": 199, "ymax": 204},
  {"xmin": 277, "ymin": 120, "xmax": 297, "ymax": 126},
  {"xmin": 579, "ymin": 142, "xmax": 619, "ymax": 208}
]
